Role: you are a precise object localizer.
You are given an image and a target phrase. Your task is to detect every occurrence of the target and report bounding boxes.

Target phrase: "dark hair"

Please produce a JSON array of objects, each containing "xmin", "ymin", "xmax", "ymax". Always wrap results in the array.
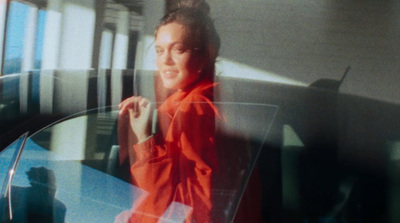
[
  {"xmin": 165, "ymin": 0, "xmax": 210, "ymax": 14},
  {"xmin": 156, "ymin": 2, "xmax": 220, "ymax": 80}
]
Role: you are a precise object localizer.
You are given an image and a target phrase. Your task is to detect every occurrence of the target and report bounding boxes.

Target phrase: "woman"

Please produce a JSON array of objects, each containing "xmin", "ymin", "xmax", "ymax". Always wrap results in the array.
[{"xmin": 117, "ymin": 2, "xmax": 221, "ymax": 222}]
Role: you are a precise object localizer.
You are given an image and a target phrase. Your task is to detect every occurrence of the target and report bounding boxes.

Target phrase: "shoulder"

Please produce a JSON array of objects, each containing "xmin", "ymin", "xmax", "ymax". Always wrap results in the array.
[
  {"xmin": 184, "ymin": 80, "xmax": 218, "ymax": 103},
  {"xmin": 179, "ymin": 81, "xmax": 220, "ymax": 117}
]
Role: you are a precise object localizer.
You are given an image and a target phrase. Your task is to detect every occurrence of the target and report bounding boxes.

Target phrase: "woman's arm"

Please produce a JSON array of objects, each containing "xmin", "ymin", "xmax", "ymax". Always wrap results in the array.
[{"xmin": 129, "ymin": 99, "xmax": 218, "ymax": 223}]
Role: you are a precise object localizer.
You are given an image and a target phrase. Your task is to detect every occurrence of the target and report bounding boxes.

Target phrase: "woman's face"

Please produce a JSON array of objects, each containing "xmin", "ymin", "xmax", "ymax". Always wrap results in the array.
[{"xmin": 155, "ymin": 22, "xmax": 203, "ymax": 90}]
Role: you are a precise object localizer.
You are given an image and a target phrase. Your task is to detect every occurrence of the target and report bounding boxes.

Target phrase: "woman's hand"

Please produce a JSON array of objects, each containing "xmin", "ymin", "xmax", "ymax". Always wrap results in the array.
[
  {"xmin": 119, "ymin": 96, "xmax": 143, "ymax": 116},
  {"xmin": 119, "ymin": 96, "xmax": 154, "ymax": 143}
]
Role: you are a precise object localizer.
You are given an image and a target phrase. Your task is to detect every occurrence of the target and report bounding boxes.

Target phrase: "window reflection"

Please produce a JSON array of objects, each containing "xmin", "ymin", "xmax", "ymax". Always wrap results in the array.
[{"xmin": 10, "ymin": 167, "xmax": 66, "ymax": 223}]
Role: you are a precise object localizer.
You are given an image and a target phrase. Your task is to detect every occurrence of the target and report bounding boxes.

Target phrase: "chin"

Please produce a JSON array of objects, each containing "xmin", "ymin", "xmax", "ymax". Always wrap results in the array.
[{"xmin": 162, "ymin": 80, "xmax": 178, "ymax": 90}]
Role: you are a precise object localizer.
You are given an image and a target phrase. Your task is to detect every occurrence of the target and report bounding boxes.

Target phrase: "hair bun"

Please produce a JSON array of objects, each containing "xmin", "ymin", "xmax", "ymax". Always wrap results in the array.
[{"xmin": 168, "ymin": 0, "xmax": 210, "ymax": 15}]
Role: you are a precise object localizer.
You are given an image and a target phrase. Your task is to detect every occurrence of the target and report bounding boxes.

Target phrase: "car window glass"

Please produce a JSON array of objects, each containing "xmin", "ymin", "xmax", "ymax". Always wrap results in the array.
[{"xmin": 9, "ymin": 103, "xmax": 278, "ymax": 222}]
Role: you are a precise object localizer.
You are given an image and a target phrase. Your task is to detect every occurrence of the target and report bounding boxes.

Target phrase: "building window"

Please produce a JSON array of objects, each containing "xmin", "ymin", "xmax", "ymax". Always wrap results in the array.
[{"xmin": 3, "ymin": 1, "xmax": 46, "ymax": 74}]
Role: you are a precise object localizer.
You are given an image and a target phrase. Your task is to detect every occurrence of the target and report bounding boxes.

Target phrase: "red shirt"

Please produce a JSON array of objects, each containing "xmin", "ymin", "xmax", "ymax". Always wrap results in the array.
[{"xmin": 126, "ymin": 80, "xmax": 221, "ymax": 223}]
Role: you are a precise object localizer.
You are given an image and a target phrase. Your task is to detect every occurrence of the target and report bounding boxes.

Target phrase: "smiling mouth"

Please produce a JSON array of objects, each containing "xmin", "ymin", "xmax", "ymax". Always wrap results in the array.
[{"xmin": 163, "ymin": 70, "xmax": 178, "ymax": 79}]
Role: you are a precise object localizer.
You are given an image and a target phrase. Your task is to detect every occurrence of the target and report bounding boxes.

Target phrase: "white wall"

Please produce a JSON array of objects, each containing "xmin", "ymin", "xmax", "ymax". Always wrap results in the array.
[
  {"xmin": 59, "ymin": 0, "xmax": 96, "ymax": 69},
  {"xmin": 135, "ymin": 0, "xmax": 164, "ymax": 71},
  {"xmin": 41, "ymin": 0, "xmax": 63, "ymax": 70},
  {"xmin": 21, "ymin": 5, "xmax": 38, "ymax": 71},
  {"xmin": 112, "ymin": 7, "xmax": 130, "ymax": 69}
]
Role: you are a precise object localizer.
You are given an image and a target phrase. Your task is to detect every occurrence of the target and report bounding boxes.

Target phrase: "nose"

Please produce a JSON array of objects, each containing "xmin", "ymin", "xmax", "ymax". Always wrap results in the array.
[{"xmin": 161, "ymin": 51, "xmax": 174, "ymax": 65}]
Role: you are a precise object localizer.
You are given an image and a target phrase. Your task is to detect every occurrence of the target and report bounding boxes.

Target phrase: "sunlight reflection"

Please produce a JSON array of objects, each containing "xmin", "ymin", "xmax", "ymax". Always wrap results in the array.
[
  {"xmin": 216, "ymin": 58, "xmax": 306, "ymax": 86},
  {"xmin": 138, "ymin": 34, "xmax": 306, "ymax": 86}
]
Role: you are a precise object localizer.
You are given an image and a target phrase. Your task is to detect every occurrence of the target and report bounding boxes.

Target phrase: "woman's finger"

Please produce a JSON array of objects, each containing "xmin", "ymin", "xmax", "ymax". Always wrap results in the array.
[
  {"xmin": 119, "ymin": 96, "xmax": 141, "ymax": 115},
  {"xmin": 139, "ymin": 97, "xmax": 149, "ymax": 108},
  {"xmin": 119, "ymin": 97, "xmax": 133, "ymax": 113},
  {"xmin": 119, "ymin": 102, "xmax": 133, "ymax": 115},
  {"xmin": 128, "ymin": 108, "xmax": 135, "ymax": 121},
  {"xmin": 118, "ymin": 96, "xmax": 133, "ymax": 108},
  {"xmin": 134, "ymin": 101, "xmax": 139, "ymax": 116},
  {"xmin": 128, "ymin": 102, "xmax": 153, "ymax": 143}
]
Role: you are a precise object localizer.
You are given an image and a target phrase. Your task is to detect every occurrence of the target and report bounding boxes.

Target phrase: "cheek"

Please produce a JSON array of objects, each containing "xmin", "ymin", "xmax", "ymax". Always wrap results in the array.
[
  {"xmin": 156, "ymin": 56, "xmax": 162, "ymax": 69},
  {"xmin": 182, "ymin": 55, "xmax": 202, "ymax": 74},
  {"xmin": 176, "ymin": 55, "xmax": 193, "ymax": 73}
]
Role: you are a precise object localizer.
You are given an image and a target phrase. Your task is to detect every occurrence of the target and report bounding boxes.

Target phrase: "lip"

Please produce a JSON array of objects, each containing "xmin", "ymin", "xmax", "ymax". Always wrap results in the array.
[{"xmin": 162, "ymin": 70, "xmax": 179, "ymax": 79}]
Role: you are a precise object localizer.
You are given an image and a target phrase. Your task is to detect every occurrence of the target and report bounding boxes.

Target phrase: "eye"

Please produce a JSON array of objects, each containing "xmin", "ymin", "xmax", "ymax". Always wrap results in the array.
[
  {"xmin": 155, "ymin": 47, "xmax": 164, "ymax": 55},
  {"xmin": 172, "ymin": 45, "xmax": 188, "ymax": 54},
  {"xmin": 173, "ymin": 47, "xmax": 184, "ymax": 54}
]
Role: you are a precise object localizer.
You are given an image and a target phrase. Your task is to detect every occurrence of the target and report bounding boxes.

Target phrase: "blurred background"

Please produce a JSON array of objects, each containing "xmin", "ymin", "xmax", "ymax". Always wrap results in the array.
[{"xmin": 0, "ymin": 0, "xmax": 399, "ymax": 105}]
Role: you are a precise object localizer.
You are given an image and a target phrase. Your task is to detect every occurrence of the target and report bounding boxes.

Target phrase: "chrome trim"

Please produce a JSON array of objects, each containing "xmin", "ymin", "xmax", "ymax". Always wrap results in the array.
[{"xmin": 4, "ymin": 132, "xmax": 29, "ymax": 220}]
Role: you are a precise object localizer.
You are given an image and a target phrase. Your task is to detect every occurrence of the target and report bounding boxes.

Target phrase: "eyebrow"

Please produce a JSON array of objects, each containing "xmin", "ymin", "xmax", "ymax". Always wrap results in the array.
[{"xmin": 155, "ymin": 42, "xmax": 186, "ymax": 48}]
